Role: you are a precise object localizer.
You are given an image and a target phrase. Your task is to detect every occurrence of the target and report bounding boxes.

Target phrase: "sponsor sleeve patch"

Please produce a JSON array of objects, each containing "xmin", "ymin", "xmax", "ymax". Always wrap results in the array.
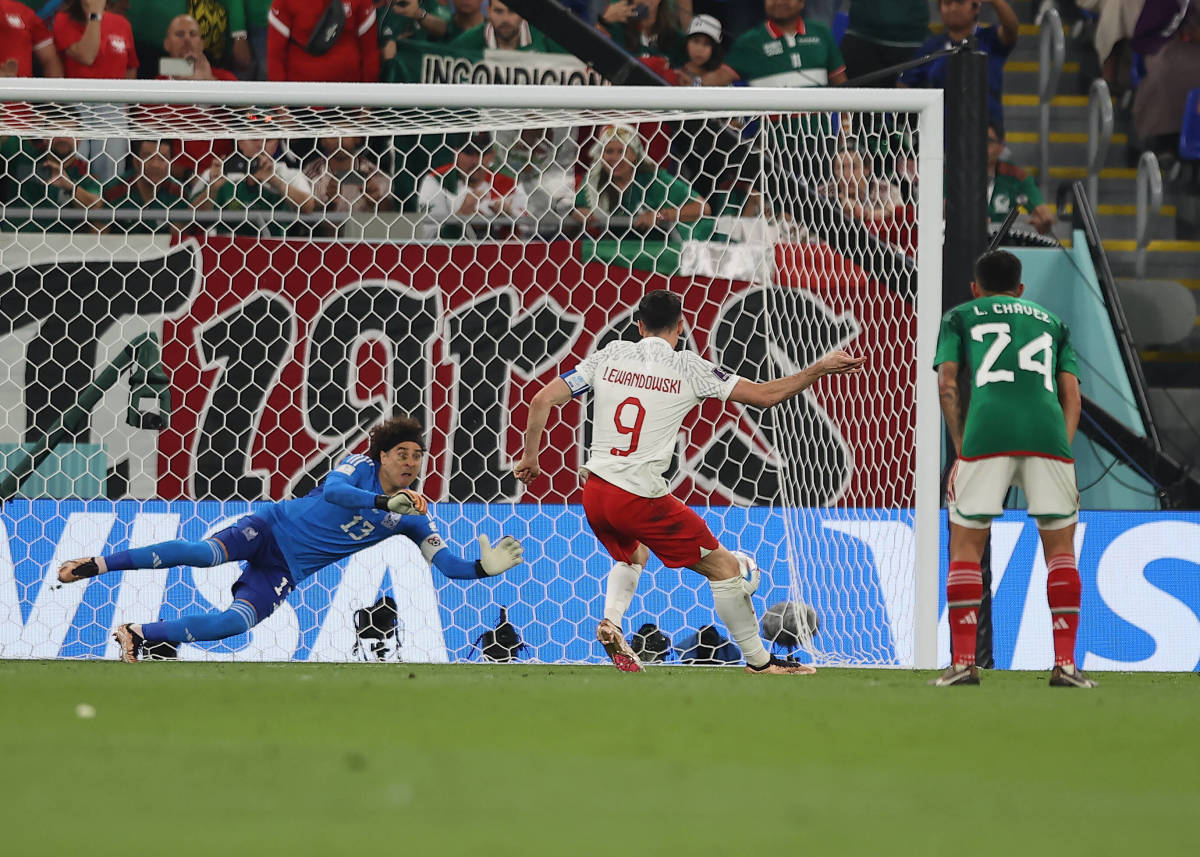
[
  {"xmin": 334, "ymin": 463, "xmax": 355, "ymax": 475},
  {"xmin": 712, "ymin": 367, "xmax": 730, "ymax": 382}
]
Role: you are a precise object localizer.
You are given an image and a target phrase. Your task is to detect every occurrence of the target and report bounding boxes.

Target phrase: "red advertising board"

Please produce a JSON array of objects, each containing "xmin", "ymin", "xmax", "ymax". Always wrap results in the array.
[{"xmin": 156, "ymin": 236, "xmax": 915, "ymax": 506}]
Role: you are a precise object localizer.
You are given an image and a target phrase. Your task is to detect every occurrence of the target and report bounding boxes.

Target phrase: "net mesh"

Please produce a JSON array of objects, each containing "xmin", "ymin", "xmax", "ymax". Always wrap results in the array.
[{"xmin": 0, "ymin": 89, "xmax": 927, "ymax": 666}]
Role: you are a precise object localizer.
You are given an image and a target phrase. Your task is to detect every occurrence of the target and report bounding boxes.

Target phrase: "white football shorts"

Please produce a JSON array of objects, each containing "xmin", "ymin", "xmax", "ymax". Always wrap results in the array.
[{"xmin": 947, "ymin": 455, "xmax": 1079, "ymax": 530}]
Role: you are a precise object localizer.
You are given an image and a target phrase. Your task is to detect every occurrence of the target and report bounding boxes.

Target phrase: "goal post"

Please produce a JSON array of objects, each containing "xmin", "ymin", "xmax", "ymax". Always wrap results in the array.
[{"xmin": 0, "ymin": 78, "xmax": 943, "ymax": 668}]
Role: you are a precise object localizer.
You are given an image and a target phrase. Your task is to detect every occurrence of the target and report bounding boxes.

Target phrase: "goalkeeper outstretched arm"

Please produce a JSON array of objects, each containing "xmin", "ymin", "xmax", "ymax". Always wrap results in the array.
[
  {"xmin": 429, "ymin": 534, "xmax": 526, "ymax": 580},
  {"xmin": 323, "ymin": 467, "xmax": 431, "ymax": 515}
]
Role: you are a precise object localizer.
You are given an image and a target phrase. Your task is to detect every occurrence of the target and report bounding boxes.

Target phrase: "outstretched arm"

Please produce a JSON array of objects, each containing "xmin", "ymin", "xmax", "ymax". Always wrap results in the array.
[
  {"xmin": 728, "ymin": 350, "xmax": 865, "ymax": 408},
  {"xmin": 514, "ymin": 377, "xmax": 573, "ymax": 485},
  {"xmin": 324, "ymin": 468, "xmax": 428, "ymax": 515},
  {"xmin": 430, "ymin": 535, "xmax": 525, "ymax": 580}
]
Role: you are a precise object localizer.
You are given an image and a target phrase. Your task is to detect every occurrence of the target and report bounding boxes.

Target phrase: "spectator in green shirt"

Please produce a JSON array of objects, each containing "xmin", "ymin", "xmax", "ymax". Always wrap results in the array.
[
  {"xmin": 226, "ymin": 0, "xmax": 272, "ymax": 79},
  {"xmin": 987, "ymin": 121, "xmax": 1054, "ymax": 235},
  {"xmin": 2, "ymin": 136, "xmax": 103, "ymax": 233},
  {"xmin": 378, "ymin": 0, "xmax": 458, "ymax": 53},
  {"xmin": 194, "ymin": 136, "xmax": 317, "ymax": 237},
  {"xmin": 452, "ymin": 0, "xmax": 555, "ymax": 51},
  {"xmin": 102, "ymin": 139, "xmax": 188, "ymax": 235},
  {"xmin": 702, "ymin": 0, "xmax": 847, "ymax": 87},
  {"xmin": 573, "ymin": 123, "xmax": 708, "ymax": 240},
  {"xmin": 599, "ymin": 0, "xmax": 687, "ymax": 71}
]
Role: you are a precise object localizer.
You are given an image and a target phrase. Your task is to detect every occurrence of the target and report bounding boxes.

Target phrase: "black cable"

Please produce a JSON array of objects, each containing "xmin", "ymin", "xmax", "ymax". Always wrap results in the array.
[
  {"xmin": 1078, "ymin": 435, "xmax": 1121, "ymax": 491},
  {"xmin": 1080, "ymin": 407, "xmax": 1164, "ymax": 488}
]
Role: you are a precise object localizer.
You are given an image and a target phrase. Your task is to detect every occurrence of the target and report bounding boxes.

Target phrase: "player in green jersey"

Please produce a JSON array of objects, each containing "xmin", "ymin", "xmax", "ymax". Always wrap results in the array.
[
  {"xmin": 932, "ymin": 250, "xmax": 1095, "ymax": 689},
  {"xmin": 699, "ymin": 0, "xmax": 846, "ymax": 87}
]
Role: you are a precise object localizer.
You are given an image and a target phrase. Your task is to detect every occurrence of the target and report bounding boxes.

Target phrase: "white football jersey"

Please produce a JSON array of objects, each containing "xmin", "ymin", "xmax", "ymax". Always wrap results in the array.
[{"xmin": 562, "ymin": 336, "xmax": 740, "ymax": 497}]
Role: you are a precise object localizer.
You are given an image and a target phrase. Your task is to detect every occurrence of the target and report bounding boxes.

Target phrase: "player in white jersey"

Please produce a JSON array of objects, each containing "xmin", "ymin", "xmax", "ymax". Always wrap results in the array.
[{"xmin": 514, "ymin": 290, "xmax": 864, "ymax": 674}]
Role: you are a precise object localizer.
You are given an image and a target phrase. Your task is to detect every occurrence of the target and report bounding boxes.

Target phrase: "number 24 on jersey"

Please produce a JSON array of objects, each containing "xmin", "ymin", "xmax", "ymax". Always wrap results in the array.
[{"xmin": 970, "ymin": 323, "xmax": 1054, "ymax": 392}]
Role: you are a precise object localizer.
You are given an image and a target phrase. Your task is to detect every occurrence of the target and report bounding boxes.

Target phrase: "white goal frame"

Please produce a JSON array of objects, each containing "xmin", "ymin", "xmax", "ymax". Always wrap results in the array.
[{"xmin": 0, "ymin": 78, "xmax": 944, "ymax": 669}]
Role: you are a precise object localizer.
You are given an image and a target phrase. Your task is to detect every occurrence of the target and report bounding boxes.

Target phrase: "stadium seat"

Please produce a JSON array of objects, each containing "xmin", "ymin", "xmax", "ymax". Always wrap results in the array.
[
  {"xmin": 1115, "ymin": 279, "xmax": 1198, "ymax": 347},
  {"xmin": 1179, "ymin": 89, "xmax": 1200, "ymax": 161},
  {"xmin": 833, "ymin": 10, "xmax": 849, "ymax": 45}
]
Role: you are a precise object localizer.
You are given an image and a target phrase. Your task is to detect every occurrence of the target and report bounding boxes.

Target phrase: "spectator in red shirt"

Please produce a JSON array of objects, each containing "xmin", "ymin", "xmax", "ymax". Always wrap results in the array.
[
  {"xmin": 156, "ymin": 14, "xmax": 238, "ymax": 182},
  {"xmin": 55, "ymin": 0, "xmax": 138, "ymax": 80},
  {"xmin": 267, "ymin": 0, "xmax": 380, "ymax": 83},
  {"xmin": 0, "ymin": 0, "xmax": 64, "ymax": 78},
  {"xmin": 54, "ymin": 0, "xmax": 139, "ymax": 182}
]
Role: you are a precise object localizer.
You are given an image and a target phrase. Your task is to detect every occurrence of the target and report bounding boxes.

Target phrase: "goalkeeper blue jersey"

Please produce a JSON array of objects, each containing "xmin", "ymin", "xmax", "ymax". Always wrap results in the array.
[{"xmin": 260, "ymin": 454, "xmax": 443, "ymax": 579}]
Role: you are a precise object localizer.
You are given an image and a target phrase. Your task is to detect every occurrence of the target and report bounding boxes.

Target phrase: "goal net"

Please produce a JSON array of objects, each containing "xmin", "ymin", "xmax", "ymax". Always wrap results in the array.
[{"xmin": 0, "ymin": 80, "xmax": 942, "ymax": 667}]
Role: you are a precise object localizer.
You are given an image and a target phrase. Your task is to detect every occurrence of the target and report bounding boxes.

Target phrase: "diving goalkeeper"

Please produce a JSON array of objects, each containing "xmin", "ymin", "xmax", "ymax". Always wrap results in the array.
[{"xmin": 56, "ymin": 416, "xmax": 524, "ymax": 662}]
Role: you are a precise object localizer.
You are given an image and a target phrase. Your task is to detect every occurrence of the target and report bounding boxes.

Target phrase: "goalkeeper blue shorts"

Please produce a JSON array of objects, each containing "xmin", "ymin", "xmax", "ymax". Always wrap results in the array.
[{"xmin": 210, "ymin": 515, "xmax": 296, "ymax": 624}]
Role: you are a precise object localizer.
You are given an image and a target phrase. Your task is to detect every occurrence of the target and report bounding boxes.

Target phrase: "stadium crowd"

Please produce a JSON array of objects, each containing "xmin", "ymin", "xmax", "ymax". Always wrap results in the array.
[{"xmin": 2, "ymin": 0, "xmax": 1190, "ymax": 242}]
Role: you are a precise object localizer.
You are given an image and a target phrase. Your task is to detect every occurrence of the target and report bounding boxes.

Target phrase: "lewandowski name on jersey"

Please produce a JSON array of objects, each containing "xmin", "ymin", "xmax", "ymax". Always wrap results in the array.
[{"xmin": 599, "ymin": 368, "xmax": 683, "ymax": 394}]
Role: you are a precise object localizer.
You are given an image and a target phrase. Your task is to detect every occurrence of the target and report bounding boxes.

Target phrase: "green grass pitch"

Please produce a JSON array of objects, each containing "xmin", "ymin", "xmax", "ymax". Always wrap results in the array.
[{"xmin": 1, "ymin": 662, "xmax": 1195, "ymax": 857}]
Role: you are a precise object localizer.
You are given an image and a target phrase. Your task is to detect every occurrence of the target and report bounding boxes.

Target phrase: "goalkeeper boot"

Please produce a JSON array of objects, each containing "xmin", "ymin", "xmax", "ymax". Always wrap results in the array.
[
  {"xmin": 744, "ymin": 655, "xmax": 817, "ymax": 675},
  {"xmin": 1049, "ymin": 663, "xmax": 1097, "ymax": 688},
  {"xmin": 58, "ymin": 557, "xmax": 102, "ymax": 584},
  {"xmin": 928, "ymin": 662, "xmax": 979, "ymax": 686},
  {"xmin": 596, "ymin": 619, "xmax": 644, "ymax": 673},
  {"xmin": 113, "ymin": 624, "xmax": 144, "ymax": 664}
]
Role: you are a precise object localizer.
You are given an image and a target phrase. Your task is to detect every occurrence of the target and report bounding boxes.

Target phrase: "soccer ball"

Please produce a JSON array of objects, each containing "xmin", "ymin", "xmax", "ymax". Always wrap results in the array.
[
  {"xmin": 732, "ymin": 550, "xmax": 761, "ymax": 596},
  {"xmin": 762, "ymin": 600, "xmax": 820, "ymax": 650}
]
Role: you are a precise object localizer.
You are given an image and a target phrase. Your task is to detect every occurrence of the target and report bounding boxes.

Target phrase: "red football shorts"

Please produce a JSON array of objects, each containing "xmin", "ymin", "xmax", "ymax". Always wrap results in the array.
[{"xmin": 581, "ymin": 474, "xmax": 719, "ymax": 568}]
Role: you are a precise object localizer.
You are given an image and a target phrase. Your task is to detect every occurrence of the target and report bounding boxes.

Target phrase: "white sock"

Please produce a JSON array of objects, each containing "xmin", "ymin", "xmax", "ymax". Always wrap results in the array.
[
  {"xmin": 709, "ymin": 576, "xmax": 769, "ymax": 667},
  {"xmin": 602, "ymin": 562, "xmax": 643, "ymax": 627}
]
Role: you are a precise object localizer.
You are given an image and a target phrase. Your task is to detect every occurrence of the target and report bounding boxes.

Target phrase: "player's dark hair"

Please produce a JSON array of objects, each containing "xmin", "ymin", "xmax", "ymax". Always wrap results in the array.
[
  {"xmin": 974, "ymin": 250, "xmax": 1022, "ymax": 295},
  {"xmin": 635, "ymin": 290, "xmax": 683, "ymax": 333},
  {"xmin": 367, "ymin": 415, "xmax": 425, "ymax": 460}
]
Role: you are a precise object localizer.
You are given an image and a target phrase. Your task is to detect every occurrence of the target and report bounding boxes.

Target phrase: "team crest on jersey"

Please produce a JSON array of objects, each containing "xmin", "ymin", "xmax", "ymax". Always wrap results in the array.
[
  {"xmin": 109, "ymin": 36, "xmax": 127, "ymax": 54},
  {"xmin": 381, "ymin": 512, "xmax": 403, "ymax": 529},
  {"xmin": 6, "ymin": 14, "xmax": 22, "ymax": 28}
]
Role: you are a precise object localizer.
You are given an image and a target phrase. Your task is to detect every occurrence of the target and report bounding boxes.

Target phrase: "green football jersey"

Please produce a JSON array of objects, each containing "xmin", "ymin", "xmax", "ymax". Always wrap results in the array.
[
  {"xmin": 988, "ymin": 161, "xmax": 1045, "ymax": 224},
  {"xmin": 725, "ymin": 19, "xmax": 845, "ymax": 87},
  {"xmin": 934, "ymin": 295, "xmax": 1080, "ymax": 460}
]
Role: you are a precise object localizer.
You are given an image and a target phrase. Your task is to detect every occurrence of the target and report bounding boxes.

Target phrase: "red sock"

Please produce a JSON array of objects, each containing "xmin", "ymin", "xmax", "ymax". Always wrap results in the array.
[
  {"xmin": 1047, "ymin": 553, "xmax": 1082, "ymax": 667},
  {"xmin": 947, "ymin": 561, "xmax": 983, "ymax": 667}
]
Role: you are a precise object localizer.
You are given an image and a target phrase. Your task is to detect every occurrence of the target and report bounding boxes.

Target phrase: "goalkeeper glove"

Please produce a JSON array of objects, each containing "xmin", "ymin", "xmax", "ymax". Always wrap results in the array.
[
  {"xmin": 476, "ymin": 534, "xmax": 524, "ymax": 576},
  {"xmin": 374, "ymin": 489, "xmax": 429, "ymax": 516}
]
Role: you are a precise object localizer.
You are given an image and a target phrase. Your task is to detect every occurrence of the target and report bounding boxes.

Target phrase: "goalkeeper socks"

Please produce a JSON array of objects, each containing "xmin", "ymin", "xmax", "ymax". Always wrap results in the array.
[
  {"xmin": 602, "ymin": 562, "xmax": 644, "ymax": 626},
  {"xmin": 1047, "ymin": 553, "xmax": 1082, "ymax": 667},
  {"xmin": 104, "ymin": 538, "xmax": 226, "ymax": 573},
  {"xmin": 947, "ymin": 560, "xmax": 983, "ymax": 667},
  {"xmin": 709, "ymin": 575, "xmax": 770, "ymax": 668},
  {"xmin": 141, "ymin": 601, "xmax": 256, "ymax": 643}
]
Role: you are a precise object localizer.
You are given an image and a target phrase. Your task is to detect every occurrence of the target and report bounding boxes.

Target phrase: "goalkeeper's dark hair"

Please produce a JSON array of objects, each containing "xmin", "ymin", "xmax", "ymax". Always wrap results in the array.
[
  {"xmin": 635, "ymin": 290, "xmax": 683, "ymax": 333},
  {"xmin": 974, "ymin": 249, "xmax": 1022, "ymax": 295},
  {"xmin": 367, "ymin": 415, "xmax": 425, "ymax": 461}
]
